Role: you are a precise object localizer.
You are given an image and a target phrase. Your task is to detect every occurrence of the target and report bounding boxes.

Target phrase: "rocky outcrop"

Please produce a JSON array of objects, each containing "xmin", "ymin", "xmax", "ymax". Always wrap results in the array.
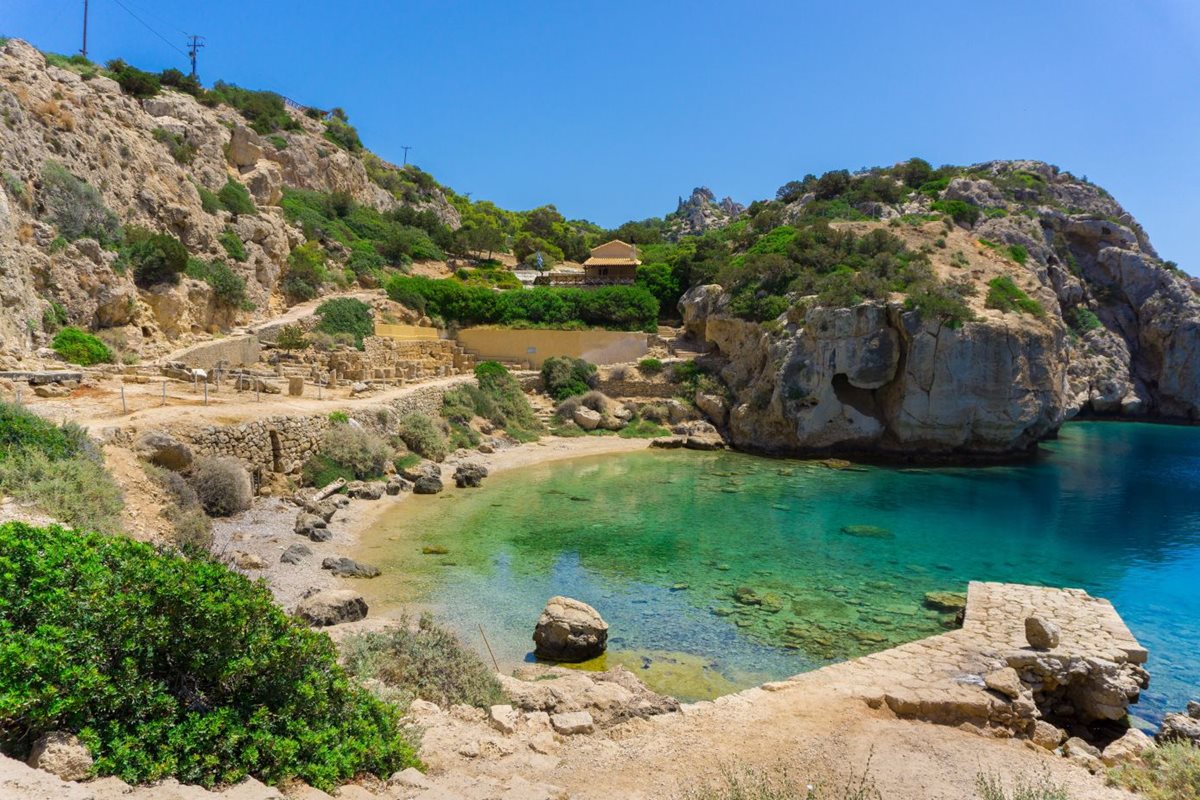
[
  {"xmin": 666, "ymin": 187, "xmax": 745, "ymax": 240},
  {"xmin": 499, "ymin": 664, "xmax": 680, "ymax": 727},
  {"xmin": 295, "ymin": 588, "xmax": 367, "ymax": 626},
  {"xmin": 532, "ymin": 596, "xmax": 608, "ymax": 662},
  {"xmin": 1156, "ymin": 701, "xmax": 1200, "ymax": 745},
  {"xmin": 681, "ymin": 286, "xmax": 1069, "ymax": 456}
]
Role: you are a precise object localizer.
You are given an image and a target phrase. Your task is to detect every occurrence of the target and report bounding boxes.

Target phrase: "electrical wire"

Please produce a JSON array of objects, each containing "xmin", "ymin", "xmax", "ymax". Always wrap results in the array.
[{"xmin": 107, "ymin": 0, "xmax": 189, "ymax": 57}]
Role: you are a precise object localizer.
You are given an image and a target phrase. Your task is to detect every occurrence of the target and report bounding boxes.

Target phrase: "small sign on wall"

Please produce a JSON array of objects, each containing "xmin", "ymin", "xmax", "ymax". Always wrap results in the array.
[{"xmin": 527, "ymin": 347, "xmax": 537, "ymax": 354}]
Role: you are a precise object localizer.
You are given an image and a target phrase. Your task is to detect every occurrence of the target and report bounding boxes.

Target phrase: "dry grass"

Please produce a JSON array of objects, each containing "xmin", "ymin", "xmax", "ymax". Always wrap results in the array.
[
  {"xmin": 1108, "ymin": 741, "xmax": 1200, "ymax": 800},
  {"xmin": 32, "ymin": 98, "xmax": 74, "ymax": 131}
]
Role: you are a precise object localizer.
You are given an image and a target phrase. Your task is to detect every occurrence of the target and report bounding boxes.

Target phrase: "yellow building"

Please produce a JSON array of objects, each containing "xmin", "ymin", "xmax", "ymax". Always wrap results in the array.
[{"xmin": 582, "ymin": 240, "xmax": 640, "ymax": 284}]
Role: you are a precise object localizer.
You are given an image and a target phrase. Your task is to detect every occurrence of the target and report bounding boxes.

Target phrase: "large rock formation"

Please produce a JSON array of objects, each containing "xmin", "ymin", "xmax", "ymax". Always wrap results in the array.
[
  {"xmin": 666, "ymin": 187, "xmax": 745, "ymax": 240},
  {"xmin": 680, "ymin": 161, "xmax": 1200, "ymax": 457},
  {"xmin": 532, "ymin": 596, "xmax": 609, "ymax": 662}
]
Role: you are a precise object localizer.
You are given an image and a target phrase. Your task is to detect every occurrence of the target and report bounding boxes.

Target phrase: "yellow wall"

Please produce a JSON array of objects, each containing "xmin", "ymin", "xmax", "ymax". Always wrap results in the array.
[
  {"xmin": 455, "ymin": 327, "xmax": 648, "ymax": 368},
  {"xmin": 374, "ymin": 323, "xmax": 441, "ymax": 341}
]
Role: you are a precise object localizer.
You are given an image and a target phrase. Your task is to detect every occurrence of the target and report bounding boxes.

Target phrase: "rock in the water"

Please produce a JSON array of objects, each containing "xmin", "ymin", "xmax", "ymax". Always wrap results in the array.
[
  {"xmin": 296, "ymin": 589, "xmax": 368, "ymax": 626},
  {"xmin": 26, "ymin": 731, "xmax": 92, "ymax": 781},
  {"xmin": 454, "ymin": 462, "xmax": 489, "ymax": 488},
  {"xmin": 532, "ymin": 596, "xmax": 608, "ymax": 662},
  {"xmin": 1157, "ymin": 705, "xmax": 1200, "ymax": 744},
  {"xmin": 135, "ymin": 430, "xmax": 193, "ymax": 471},
  {"xmin": 650, "ymin": 435, "xmax": 687, "ymax": 449},
  {"xmin": 550, "ymin": 710, "xmax": 595, "ymax": 735},
  {"xmin": 840, "ymin": 524, "xmax": 892, "ymax": 539},
  {"xmin": 922, "ymin": 591, "xmax": 967, "ymax": 613},
  {"xmin": 1025, "ymin": 615, "xmax": 1061, "ymax": 649},
  {"xmin": 321, "ymin": 556, "xmax": 381, "ymax": 578},
  {"xmin": 573, "ymin": 406, "xmax": 602, "ymax": 431},
  {"xmin": 684, "ymin": 435, "xmax": 725, "ymax": 451},
  {"xmin": 413, "ymin": 475, "xmax": 444, "ymax": 494},
  {"xmin": 1102, "ymin": 728, "xmax": 1155, "ymax": 766},
  {"xmin": 280, "ymin": 543, "xmax": 312, "ymax": 564},
  {"xmin": 385, "ymin": 475, "xmax": 409, "ymax": 495}
]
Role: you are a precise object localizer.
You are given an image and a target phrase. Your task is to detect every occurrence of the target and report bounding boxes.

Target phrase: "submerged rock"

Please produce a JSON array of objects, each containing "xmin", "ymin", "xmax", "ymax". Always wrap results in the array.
[
  {"xmin": 321, "ymin": 556, "xmax": 381, "ymax": 578},
  {"xmin": 923, "ymin": 591, "xmax": 967, "ymax": 613},
  {"xmin": 1157, "ymin": 701, "xmax": 1200, "ymax": 745},
  {"xmin": 840, "ymin": 524, "xmax": 893, "ymax": 539},
  {"xmin": 533, "ymin": 596, "xmax": 609, "ymax": 662},
  {"xmin": 454, "ymin": 462, "xmax": 489, "ymax": 488}
]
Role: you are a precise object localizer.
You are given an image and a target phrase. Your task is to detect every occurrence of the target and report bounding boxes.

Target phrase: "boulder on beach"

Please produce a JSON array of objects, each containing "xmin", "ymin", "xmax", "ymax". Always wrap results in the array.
[
  {"xmin": 454, "ymin": 462, "xmax": 489, "ymax": 488},
  {"xmin": 533, "ymin": 596, "xmax": 608, "ymax": 662},
  {"xmin": 321, "ymin": 556, "xmax": 381, "ymax": 578},
  {"xmin": 296, "ymin": 589, "xmax": 368, "ymax": 627}
]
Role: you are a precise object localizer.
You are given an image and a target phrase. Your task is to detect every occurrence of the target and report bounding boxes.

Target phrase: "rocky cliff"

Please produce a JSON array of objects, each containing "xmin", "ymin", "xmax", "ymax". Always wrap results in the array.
[
  {"xmin": 666, "ymin": 187, "xmax": 744, "ymax": 240},
  {"xmin": 681, "ymin": 161, "xmax": 1200, "ymax": 457},
  {"xmin": 0, "ymin": 39, "xmax": 457, "ymax": 362}
]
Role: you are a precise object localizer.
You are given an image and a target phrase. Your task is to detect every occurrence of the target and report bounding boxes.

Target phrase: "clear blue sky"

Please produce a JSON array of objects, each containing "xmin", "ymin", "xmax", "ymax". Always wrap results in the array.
[{"xmin": 5, "ymin": 0, "xmax": 1199, "ymax": 274}]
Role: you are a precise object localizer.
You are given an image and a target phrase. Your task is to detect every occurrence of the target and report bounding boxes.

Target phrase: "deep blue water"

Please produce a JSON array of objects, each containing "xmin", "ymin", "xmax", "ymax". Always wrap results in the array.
[{"xmin": 356, "ymin": 421, "xmax": 1200, "ymax": 723}]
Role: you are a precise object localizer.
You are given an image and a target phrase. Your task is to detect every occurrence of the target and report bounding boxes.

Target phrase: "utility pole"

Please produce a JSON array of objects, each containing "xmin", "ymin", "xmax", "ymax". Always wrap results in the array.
[
  {"xmin": 401, "ymin": 145, "xmax": 412, "ymax": 165},
  {"xmin": 80, "ymin": 0, "xmax": 89, "ymax": 60},
  {"xmin": 186, "ymin": 35, "xmax": 206, "ymax": 80}
]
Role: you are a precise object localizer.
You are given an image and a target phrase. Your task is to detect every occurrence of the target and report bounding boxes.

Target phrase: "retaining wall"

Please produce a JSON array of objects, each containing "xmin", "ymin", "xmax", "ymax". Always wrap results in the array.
[
  {"xmin": 455, "ymin": 327, "xmax": 648, "ymax": 369},
  {"xmin": 173, "ymin": 336, "xmax": 261, "ymax": 370}
]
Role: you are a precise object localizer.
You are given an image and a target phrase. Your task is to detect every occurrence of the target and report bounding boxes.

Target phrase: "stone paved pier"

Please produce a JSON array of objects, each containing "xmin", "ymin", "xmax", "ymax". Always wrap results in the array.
[{"xmin": 736, "ymin": 582, "xmax": 1148, "ymax": 745}]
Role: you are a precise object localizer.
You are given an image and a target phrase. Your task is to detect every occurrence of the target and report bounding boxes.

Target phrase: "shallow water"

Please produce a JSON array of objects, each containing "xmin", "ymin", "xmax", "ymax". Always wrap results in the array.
[{"xmin": 353, "ymin": 421, "xmax": 1200, "ymax": 722}]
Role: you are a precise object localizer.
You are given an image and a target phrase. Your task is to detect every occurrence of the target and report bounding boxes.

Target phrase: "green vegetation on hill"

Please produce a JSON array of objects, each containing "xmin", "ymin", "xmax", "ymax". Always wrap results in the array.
[
  {"xmin": 385, "ymin": 275, "xmax": 658, "ymax": 331},
  {"xmin": 51, "ymin": 326, "xmax": 112, "ymax": 365},
  {"xmin": 39, "ymin": 161, "xmax": 121, "ymax": 245},
  {"xmin": 0, "ymin": 521, "xmax": 417, "ymax": 789},
  {"xmin": 0, "ymin": 402, "xmax": 123, "ymax": 534},
  {"xmin": 985, "ymin": 276, "xmax": 1045, "ymax": 317},
  {"xmin": 442, "ymin": 361, "xmax": 542, "ymax": 441},
  {"xmin": 315, "ymin": 297, "xmax": 374, "ymax": 348}
]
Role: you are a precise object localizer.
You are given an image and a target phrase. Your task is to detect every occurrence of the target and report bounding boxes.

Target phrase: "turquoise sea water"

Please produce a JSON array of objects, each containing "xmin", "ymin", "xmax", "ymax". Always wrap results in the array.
[{"xmin": 354, "ymin": 421, "xmax": 1200, "ymax": 723}]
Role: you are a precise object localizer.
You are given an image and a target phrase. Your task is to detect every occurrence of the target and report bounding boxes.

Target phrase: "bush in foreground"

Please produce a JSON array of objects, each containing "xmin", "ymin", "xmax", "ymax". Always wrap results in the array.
[
  {"xmin": 1107, "ymin": 741, "xmax": 1200, "ymax": 800},
  {"xmin": 396, "ymin": 412, "xmax": 449, "ymax": 462},
  {"xmin": 342, "ymin": 614, "xmax": 506, "ymax": 709},
  {"xmin": 0, "ymin": 522, "xmax": 417, "ymax": 789}
]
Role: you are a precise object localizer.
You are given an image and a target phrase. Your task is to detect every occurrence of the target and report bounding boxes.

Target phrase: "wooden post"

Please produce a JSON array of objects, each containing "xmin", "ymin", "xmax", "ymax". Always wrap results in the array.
[
  {"xmin": 162, "ymin": 381, "xmax": 167, "ymax": 406},
  {"xmin": 120, "ymin": 385, "xmax": 127, "ymax": 414},
  {"xmin": 256, "ymin": 381, "xmax": 260, "ymax": 403},
  {"xmin": 203, "ymin": 380, "xmax": 208, "ymax": 406}
]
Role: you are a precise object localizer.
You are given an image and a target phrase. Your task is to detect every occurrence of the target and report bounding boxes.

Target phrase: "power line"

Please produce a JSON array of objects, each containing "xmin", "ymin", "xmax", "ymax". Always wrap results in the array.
[
  {"xmin": 107, "ymin": 0, "xmax": 188, "ymax": 57},
  {"xmin": 186, "ymin": 34, "xmax": 205, "ymax": 79}
]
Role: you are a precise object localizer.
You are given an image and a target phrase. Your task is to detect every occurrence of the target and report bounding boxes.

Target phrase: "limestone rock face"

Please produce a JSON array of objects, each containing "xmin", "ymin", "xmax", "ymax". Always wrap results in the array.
[
  {"xmin": 680, "ymin": 287, "xmax": 1068, "ymax": 456},
  {"xmin": 295, "ymin": 589, "xmax": 367, "ymax": 626},
  {"xmin": 1157, "ymin": 701, "xmax": 1200, "ymax": 745},
  {"xmin": 532, "ymin": 596, "xmax": 609, "ymax": 662},
  {"xmin": 1102, "ymin": 728, "xmax": 1155, "ymax": 766},
  {"xmin": 500, "ymin": 664, "xmax": 679, "ymax": 727},
  {"xmin": 26, "ymin": 732, "xmax": 92, "ymax": 781},
  {"xmin": 135, "ymin": 430, "xmax": 193, "ymax": 471}
]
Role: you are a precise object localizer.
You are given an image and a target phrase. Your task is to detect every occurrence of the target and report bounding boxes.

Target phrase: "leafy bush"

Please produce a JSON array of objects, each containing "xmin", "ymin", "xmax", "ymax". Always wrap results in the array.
[
  {"xmin": 541, "ymin": 356, "xmax": 598, "ymax": 401},
  {"xmin": 396, "ymin": 413, "xmax": 448, "ymax": 462},
  {"xmin": 931, "ymin": 199, "xmax": 981, "ymax": 226},
  {"xmin": 283, "ymin": 242, "xmax": 327, "ymax": 301},
  {"xmin": 0, "ymin": 522, "xmax": 417, "ymax": 789},
  {"xmin": 442, "ymin": 362, "xmax": 541, "ymax": 440},
  {"xmin": 195, "ymin": 182, "xmax": 220, "ymax": 214},
  {"xmin": 218, "ymin": 178, "xmax": 256, "ymax": 217},
  {"xmin": 638, "ymin": 357, "xmax": 664, "ymax": 374},
  {"xmin": 342, "ymin": 614, "xmax": 506, "ymax": 709},
  {"xmin": 1008, "ymin": 244, "xmax": 1029, "ymax": 265},
  {"xmin": 315, "ymin": 298, "xmax": 374, "ymax": 348},
  {"xmin": 39, "ymin": 161, "xmax": 121, "ymax": 245},
  {"xmin": 51, "ymin": 326, "xmax": 112, "ymax": 365},
  {"xmin": 206, "ymin": 81, "xmax": 300, "ymax": 135},
  {"xmin": 0, "ymin": 403, "xmax": 123, "ymax": 534},
  {"xmin": 151, "ymin": 127, "xmax": 195, "ymax": 164},
  {"xmin": 185, "ymin": 258, "xmax": 247, "ymax": 308},
  {"xmin": 219, "ymin": 228, "xmax": 248, "ymax": 262},
  {"xmin": 386, "ymin": 277, "xmax": 658, "ymax": 331},
  {"xmin": 274, "ymin": 324, "xmax": 309, "ymax": 351},
  {"xmin": 1107, "ymin": 740, "xmax": 1200, "ymax": 800},
  {"xmin": 903, "ymin": 280, "xmax": 977, "ymax": 329},
  {"xmin": 187, "ymin": 456, "xmax": 252, "ymax": 517},
  {"xmin": 41, "ymin": 301, "xmax": 68, "ymax": 333},
  {"xmin": 104, "ymin": 59, "xmax": 160, "ymax": 98},
  {"xmin": 308, "ymin": 424, "xmax": 394, "ymax": 482},
  {"xmin": 1067, "ymin": 306, "xmax": 1102, "ymax": 334},
  {"xmin": 323, "ymin": 117, "xmax": 363, "ymax": 152},
  {"xmin": 122, "ymin": 227, "xmax": 188, "ymax": 287},
  {"xmin": 985, "ymin": 276, "xmax": 1045, "ymax": 317}
]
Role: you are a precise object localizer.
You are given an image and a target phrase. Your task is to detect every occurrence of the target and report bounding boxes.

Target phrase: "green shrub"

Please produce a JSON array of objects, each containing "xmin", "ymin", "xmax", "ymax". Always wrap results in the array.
[
  {"xmin": 51, "ymin": 326, "xmax": 112, "ymax": 365},
  {"xmin": 185, "ymin": 258, "xmax": 247, "ymax": 307},
  {"xmin": 329, "ymin": 411, "xmax": 349, "ymax": 424},
  {"xmin": 618, "ymin": 419, "xmax": 671, "ymax": 439},
  {"xmin": 105, "ymin": 59, "xmax": 160, "ymax": 98},
  {"xmin": 219, "ymin": 228, "xmax": 248, "ymax": 262},
  {"xmin": 267, "ymin": 135, "xmax": 288, "ymax": 149},
  {"xmin": 903, "ymin": 280, "xmax": 977, "ymax": 329},
  {"xmin": 151, "ymin": 127, "xmax": 196, "ymax": 164},
  {"xmin": 638, "ymin": 357, "xmax": 664, "ymax": 374},
  {"xmin": 396, "ymin": 413, "xmax": 448, "ymax": 462},
  {"xmin": 315, "ymin": 298, "xmax": 374, "ymax": 348},
  {"xmin": 217, "ymin": 178, "xmax": 256, "ymax": 216},
  {"xmin": 309, "ymin": 425, "xmax": 394, "ymax": 482},
  {"xmin": 1107, "ymin": 740, "xmax": 1200, "ymax": 800},
  {"xmin": 975, "ymin": 771, "xmax": 1070, "ymax": 800},
  {"xmin": 283, "ymin": 242, "xmax": 327, "ymax": 301},
  {"xmin": 158, "ymin": 68, "xmax": 202, "ymax": 96},
  {"xmin": 300, "ymin": 455, "xmax": 355, "ymax": 489},
  {"xmin": 442, "ymin": 362, "xmax": 541, "ymax": 440},
  {"xmin": 985, "ymin": 276, "xmax": 1045, "ymax": 317},
  {"xmin": 323, "ymin": 117, "xmax": 363, "ymax": 152},
  {"xmin": 194, "ymin": 182, "xmax": 220, "ymax": 214},
  {"xmin": 0, "ymin": 522, "xmax": 416, "ymax": 789},
  {"xmin": 187, "ymin": 456, "xmax": 252, "ymax": 517},
  {"xmin": 39, "ymin": 161, "xmax": 121, "ymax": 245},
  {"xmin": 121, "ymin": 227, "xmax": 188, "ymax": 287},
  {"xmin": 342, "ymin": 614, "xmax": 506, "ymax": 709},
  {"xmin": 541, "ymin": 356, "xmax": 598, "ymax": 401},
  {"xmin": 41, "ymin": 301, "xmax": 68, "ymax": 333},
  {"xmin": 206, "ymin": 82, "xmax": 300, "ymax": 135},
  {"xmin": 1008, "ymin": 244, "xmax": 1029, "ymax": 265},
  {"xmin": 274, "ymin": 324, "xmax": 309, "ymax": 351},
  {"xmin": 931, "ymin": 199, "xmax": 981, "ymax": 226},
  {"xmin": 1067, "ymin": 306, "xmax": 1102, "ymax": 334}
]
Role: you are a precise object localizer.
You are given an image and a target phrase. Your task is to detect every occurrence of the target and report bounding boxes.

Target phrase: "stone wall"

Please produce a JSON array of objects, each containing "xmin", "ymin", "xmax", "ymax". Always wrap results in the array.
[
  {"xmin": 456, "ymin": 327, "xmax": 648, "ymax": 368},
  {"xmin": 179, "ymin": 377, "xmax": 472, "ymax": 479},
  {"xmin": 173, "ymin": 335, "xmax": 261, "ymax": 370},
  {"xmin": 324, "ymin": 337, "xmax": 474, "ymax": 383}
]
